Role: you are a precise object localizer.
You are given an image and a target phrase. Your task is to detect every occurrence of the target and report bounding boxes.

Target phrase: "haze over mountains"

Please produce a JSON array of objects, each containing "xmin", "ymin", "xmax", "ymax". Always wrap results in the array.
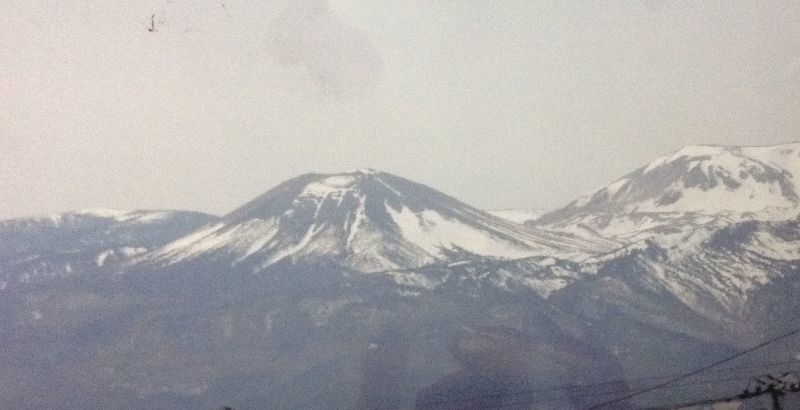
[{"xmin": 2, "ymin": 142, "xmax": 799, "ymax": 409}]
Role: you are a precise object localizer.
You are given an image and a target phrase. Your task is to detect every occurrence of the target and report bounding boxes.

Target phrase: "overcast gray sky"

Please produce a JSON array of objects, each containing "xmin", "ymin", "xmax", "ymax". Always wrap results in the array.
[{"xmin": 2, "ymin": 1, "xmax": 799, "ymax": 219}]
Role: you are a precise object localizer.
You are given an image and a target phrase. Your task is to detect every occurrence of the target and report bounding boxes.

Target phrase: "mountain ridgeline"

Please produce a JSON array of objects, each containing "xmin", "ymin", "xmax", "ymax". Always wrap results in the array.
[
  {"xmin": 136, "ymin": 169, "xmax": 611, "ymax": 274},
  {"xmin": 1, "ymin": 143, "xmax": 799, "ymax": 409}
]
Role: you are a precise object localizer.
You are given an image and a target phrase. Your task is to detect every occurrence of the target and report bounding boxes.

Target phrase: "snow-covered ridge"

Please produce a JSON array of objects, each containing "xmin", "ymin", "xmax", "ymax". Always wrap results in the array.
[
  {"xmin": 2, "ymin": 208, "xmax": 206, "ymax": 228},
  {"xmin": 378, "ymin": 255, "xmax": 586, "ymax": 299},
  {"xmin": 642, "ymin": 142, "xmax": 800, "ymax": 177},
  {"xmin": 534, "ymin": 142, "xmax": 800, "ymax": 242},
  {"xmin": 642, "ymin": 145, "xmax": 728, "ymax": 173}
]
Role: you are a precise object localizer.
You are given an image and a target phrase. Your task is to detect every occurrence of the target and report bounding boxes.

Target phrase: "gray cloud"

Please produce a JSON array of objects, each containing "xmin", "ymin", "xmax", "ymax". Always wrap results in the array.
[{"xmin": 265, "ymin": 0, "xmax": 382, "ymax": 97}]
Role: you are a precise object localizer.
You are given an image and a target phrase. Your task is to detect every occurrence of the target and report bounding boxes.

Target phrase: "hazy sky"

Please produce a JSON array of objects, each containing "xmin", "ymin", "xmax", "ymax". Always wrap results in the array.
[{"xmin": 2, "ymin": 1, "xmax": 799, "ymax": 219}]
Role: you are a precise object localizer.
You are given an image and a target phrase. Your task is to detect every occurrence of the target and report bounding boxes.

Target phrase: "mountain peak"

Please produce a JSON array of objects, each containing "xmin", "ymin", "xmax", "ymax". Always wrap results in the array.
[
  {"xmin": 143, "ymin": 171, "xmax": 612, "ymax": 273},
  {"xmin": 222, "ymin": 170, "xmax": 404, "ymax": 223},
  {"xmin": 567, "ymin": 142, "xmax": 798, "ymax": 215},
  {"xmin": 296, "ymin": 170, "xmax": 390, "ymax": 199},
  {"xmin": 533, "ymin": 142, "xmax": 800, "ymax": 241},
  {"xmin": 642, "ymin": 142, "xmax": 800, "ymax": 174}
]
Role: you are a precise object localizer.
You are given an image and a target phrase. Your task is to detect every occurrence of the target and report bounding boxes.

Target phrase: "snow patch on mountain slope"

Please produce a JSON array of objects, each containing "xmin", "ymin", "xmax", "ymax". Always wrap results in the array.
[
  {"xmin": 743, "ymin": 143, "xmax": 800, "ymax": 186},
  {"xmin": 491, "ymin": 264, "xmax": 579, "ymax": 298},
  {"xmin": 301, "ymin": 175, "xmax": 358, "ymax": 198},
  {"xmin": 95, "ymin": 247, "xmax": 148, "ymax": 267},
  {"xmin": 378, "ymin": 256, "xmax": 589, "ymax": 299},
  {"xmin": 642, "ymin": 180, "xmax": 780, "ymax": 214},
  {"xmin": 74, "ymin": 209, "xmax": 175, "ymax": 223},
  {"xmin": 345, "ymin": 195, "xmax": 367, "ymax": 250},
  {"xmin": 749, "ymin": 229, "xmax": 800, "ymax": 260},
  {"xmin": 259, "ymin": 222, "xmax": 341, "ymax": 267},
  {"xmin": 486, "ymin": 209, "xmax": 545, "ymax": 224},
  {"xmin": 150, "ymin": 219, "xmax": 281, "ymax": 265},
  {"xmin": 644, "ymin": 145, "xmax": 727, "ymax": 172},
  {"xmin": 95, "ymin": 250, "xmax": 112, "ymax": 267},
  {"xmin": 238, "ymin": 223, "xmax": 281, "ymax": 261},
  {"xmin": 157, "ymin": 223, "xmax": 227, "ymax": 257},
  {"xmin": 388, "ymin": 271, "xmax": 436, "ymax": 290},
  {"xmin": 387, "ymin": 204, "xmax": 536, "ymax": 260}
]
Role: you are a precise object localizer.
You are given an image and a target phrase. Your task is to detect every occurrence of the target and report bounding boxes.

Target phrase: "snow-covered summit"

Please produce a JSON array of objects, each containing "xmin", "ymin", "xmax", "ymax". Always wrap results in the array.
[
  {"xmin": 565, "ymin": 142, "xmax": 798, "ymax": 216},
  {"xmin": 141, "ymin": 171, "xmax": 613, "ymax": 273},
  {"xmin": 533, "ymin": 142, "xmax": 800, "ymax": 242}
]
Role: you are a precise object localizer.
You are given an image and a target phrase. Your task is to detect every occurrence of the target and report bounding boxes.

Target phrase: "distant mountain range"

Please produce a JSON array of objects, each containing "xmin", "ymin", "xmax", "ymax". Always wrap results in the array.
[
  {"xmin": 1, "ymin": 143, "xmax": 798, "ymax": 409},
  {"xmin": 0, "ymin": 209, "xmax": 215, "ymax": 285}
]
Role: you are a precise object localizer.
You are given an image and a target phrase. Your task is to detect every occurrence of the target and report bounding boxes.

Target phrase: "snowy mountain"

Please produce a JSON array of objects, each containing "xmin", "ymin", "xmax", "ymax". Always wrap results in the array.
[
  {"xmin": 554, "ymin": 215, "xmax": 800, "ymax": 346},
  {"xmin": 4, "ymin": 143, "xmax": 800, "ymax": 409},
  {"xmin": 529, "ymin": 142, "xmax": 800, "ymax": 346},
  {"xmin": 0, "ymin": 209, "xmax": 217, "ymax": 287},
  {"xmin": 532, "ymin": 142, "xmax": 800, "ymax": 242},
  {"xmin": 486, "ymin": 209, "xmax": 545, "ymax": 224},
  {"xmin": 138, "ymin": 170, "xmax": 613, "ymax": 273}
]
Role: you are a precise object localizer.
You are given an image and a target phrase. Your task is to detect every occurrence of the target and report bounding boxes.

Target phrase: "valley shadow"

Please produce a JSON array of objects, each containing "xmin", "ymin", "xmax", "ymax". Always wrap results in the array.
[{"xmin": 414, "ymin": 325, "xmax": 630, "ymax": 410}]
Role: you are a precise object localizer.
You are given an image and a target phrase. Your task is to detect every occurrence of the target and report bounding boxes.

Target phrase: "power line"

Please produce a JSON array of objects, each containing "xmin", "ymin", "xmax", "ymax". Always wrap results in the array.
[
  {"xmin": 639, "ymin": 372, "xmax": 800, "ymax": 410},
  {"xmin": 402, "ymin": 359, "xmax": 800, "ymax": 410},
  {"xmin": 587, "ymin": 326, "xmax": 800, "ymax": 409},
  {"xmin": 487, "ymin": 372, "xmax": 790, "ymax": 409}
]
